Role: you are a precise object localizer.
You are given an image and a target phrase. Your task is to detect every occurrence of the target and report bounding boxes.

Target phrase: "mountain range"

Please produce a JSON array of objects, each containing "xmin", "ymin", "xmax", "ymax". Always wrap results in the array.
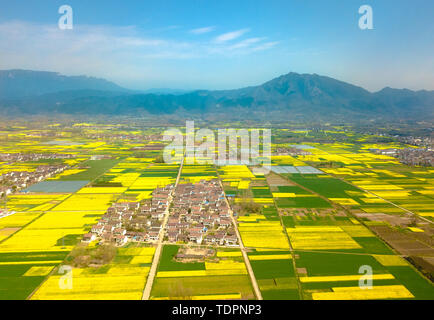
[{"xmin": 0, "ymin": 69, "xmax": 433, "ymax": 121}]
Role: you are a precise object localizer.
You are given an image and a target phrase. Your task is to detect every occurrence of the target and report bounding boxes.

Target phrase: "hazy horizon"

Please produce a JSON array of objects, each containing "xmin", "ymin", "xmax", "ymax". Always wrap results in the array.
[
  {"xmin": 3, "ymin": 68, "xmax": 434, "ymax": 94},
  {"xmin": 0, "ymin": 0, "xmax": 433, "ymax": 92}
]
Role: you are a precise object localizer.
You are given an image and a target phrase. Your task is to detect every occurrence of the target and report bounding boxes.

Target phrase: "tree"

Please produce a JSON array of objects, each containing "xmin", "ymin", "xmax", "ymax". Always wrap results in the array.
[
  {"xmin": 69, "ymin": 243, "xmax": 117, "ymax": 267},
  {"xmin": 155, "ymin": 155, "xmax": 165, "ymax": 163},
  {"xmin": 0, "ymin": 193, "xmax": 7, "ymax": 210},
  {"xmin": 236, "ymin": 190, "xmax": 261, "ymax": 214}
]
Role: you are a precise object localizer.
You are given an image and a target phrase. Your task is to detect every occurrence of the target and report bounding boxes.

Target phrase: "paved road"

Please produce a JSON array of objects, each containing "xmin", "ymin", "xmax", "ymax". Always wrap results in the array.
[
  {"xmin": 216, "ymin": 172, "xmax": 263, "ymax": 300},
  {"xmin": 141, "ymin": 157, "xmax": 184, "ymax": 300},
  {"xmin": 143, "ymin": 159, "xmax": 263, "ymax": 300}
]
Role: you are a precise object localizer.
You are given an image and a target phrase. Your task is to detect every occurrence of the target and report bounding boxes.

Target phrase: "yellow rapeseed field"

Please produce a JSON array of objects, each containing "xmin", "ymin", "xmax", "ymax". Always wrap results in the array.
[{"xmin": 312, "ymin": 285, "xmax": 414, "ymax": 300}]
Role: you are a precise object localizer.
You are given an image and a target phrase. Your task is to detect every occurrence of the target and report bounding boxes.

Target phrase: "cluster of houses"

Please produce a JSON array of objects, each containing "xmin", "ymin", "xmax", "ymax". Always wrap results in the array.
[
  {"xmin": 86, "ymin": 132, "xmax": 162, "ymax": 142},
  {"xmin": 397, "ymin": 136, "xmax": 433, "ymax": 149},
  {"xmin": 83, "ymin": 185, "xmax": 173, "ymax": 246},
  {"xmin": 82, "ymin": 179, "xmax": 239, "ymax": 247},
  {"xmin": 175, "ymin": 248, "xmax": 215, "ymax": 261},
  {"xmin": 131, "ymin": 144, "xmax": 165, "ymax": 151},
  {"xmin": 165, "ymin": 180, "xmax": 238, "ymax": 246},
  {"xmin": 0, "ymin": 208, "xmax": 15, "ymax": 219},
  {"xmin": 0, "ymin": 152, "xmax": 74, "ymax": 163},
  {"xmin": 396, "ymin": 148, "xmax": 434, "ymax": 167},
  {"xmin": 369, "ymin": 148, "xmax": 399, "ymax": 156},
  {"xmin": 0, "ymin": 164, "xmax": 69, "ymax": 197},
  {"xmin": 275, "ymin": 147, "xmax": 311, "ymax": 156},
  {"xmin": 370, "ymin": 147, "xmax": 434, "ymax": 166}
]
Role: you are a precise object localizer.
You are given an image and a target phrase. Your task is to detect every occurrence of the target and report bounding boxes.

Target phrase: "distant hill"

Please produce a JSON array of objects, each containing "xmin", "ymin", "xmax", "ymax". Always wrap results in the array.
[
  {"xmin": 0, "ymin": 70, "xmax": 433, "ymax": 121},
  {"xmin": 140, "ymin": 88, "xmax": 193, "ymax": 95},
  {"xmin": 0, "ymin": 70, "xmax": 129, "ymax": 99}
]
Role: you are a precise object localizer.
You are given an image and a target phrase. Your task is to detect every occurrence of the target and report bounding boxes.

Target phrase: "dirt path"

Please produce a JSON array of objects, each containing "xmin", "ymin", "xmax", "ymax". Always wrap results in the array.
[{"xmin": 141, "ymin": 156, "xmax": 184, "ymax": 300}]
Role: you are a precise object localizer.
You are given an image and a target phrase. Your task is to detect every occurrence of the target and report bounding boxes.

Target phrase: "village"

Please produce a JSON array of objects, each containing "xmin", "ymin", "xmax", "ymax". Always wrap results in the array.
[
  {"xmin": 0, "ymin": 152, "xmax": 74, "ymax": 163},
  {"xmin": 396, "ymin": 148, "xmax": 434, "ymax": 167},
  {"xmin": 166, "ymin": 179, "xmax": 238, "ymax": 246},
  {"xmin": 0, "ymin": 152, "xmax": 77, "ymax": 220},
  {"xmin": 83, "ymin": 179, "xmax": 239, "ymax": 247},
  {"xmin": 0, "ymin": 163, "xmax": 70, "ymax": 197},
  {"xmin": 369, "ymin": 147, "xmax": 434, "ymax": 167},
  {"xmin": 83, "ymin": 185, "xmax": 173, "ymax": 245}
]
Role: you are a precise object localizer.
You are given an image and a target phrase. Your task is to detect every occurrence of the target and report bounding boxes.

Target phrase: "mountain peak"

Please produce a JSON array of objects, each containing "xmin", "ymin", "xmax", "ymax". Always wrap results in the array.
[
  {"xmin": 0, "ymin": 69, "xmax": 128, "ymax": 99},
  {"xmin": 0, "ymin": 69, "xmax": 432, "ymax": 120}
]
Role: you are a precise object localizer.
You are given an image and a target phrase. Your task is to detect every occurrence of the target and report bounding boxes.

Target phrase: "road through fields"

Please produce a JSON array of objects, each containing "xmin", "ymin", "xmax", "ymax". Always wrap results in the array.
[
  {"xmin": 215, "ymin": 167, "xmax": 263, "ymax": 300},
  {"xmin": 142, "ymin": 156, "xmax": 184, "ymax": 300}
]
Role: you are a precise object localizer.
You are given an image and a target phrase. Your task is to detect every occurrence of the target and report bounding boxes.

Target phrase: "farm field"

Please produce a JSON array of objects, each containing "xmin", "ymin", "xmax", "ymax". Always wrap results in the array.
[
  {"xmin": 150, "ymin": 245, "xmax": 255, "ymax": 300},
  {"xmin": 180, "ymin": 164, "xmax": 218, "ymax": 183},
  {"xmin": 217, "ymin": 137, "xmax": 434, "ymax": 300},
  {"xmin": 247, "ymin": 249, "xmax": 299, "ymax": 299},
  {"xmin": 288, "ymin": 143, "xmax": 434, "ymax": 221},
  {"xmin": 0, "ymin": 129, "xmax": 169, "ymax": 300},
  {"xmin": 0, "ymin": 250, "xmax": 68, "ymax": 299},
  {"xmin": 31, "ymin": 245, "xmax": 155, "ymax": 300},
  {"xmin": 266, "ymin": 139, "xmax": 434, "ymax": 300},
  {"xmin": 0, "ymin": 123, "xmax": 432, "ymax": 300},
  {"xmin": 1, "ymin": 0, "xmax": 434, "ymax": 306}
]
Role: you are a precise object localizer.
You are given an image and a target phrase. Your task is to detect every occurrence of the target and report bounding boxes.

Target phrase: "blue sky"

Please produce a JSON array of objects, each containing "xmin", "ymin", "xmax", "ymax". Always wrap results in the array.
[{"xmin": 0, "ymin": 0, "xmax": 433, "ymax": 91}]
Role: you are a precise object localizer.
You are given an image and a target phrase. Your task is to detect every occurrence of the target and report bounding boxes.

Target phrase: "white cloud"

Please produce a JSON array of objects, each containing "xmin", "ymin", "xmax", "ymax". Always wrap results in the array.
[
  {"xmin": 0, "ymin": 21, "xmax": 279, "ymax": 87},
  {"xmin": 251, "ymin": 41, "xmax": 279, "ymax": 52},
  {"xmin": 190, "ymin": 26, "xmax": 215, "ymax": 34},
  {"xmin": 229, "ymin": 37, "xmax": 264, "ymax": 50},
  {"xmin": 0, "ymin": 22, "xmax": 275, "ymax": 62},
  {"xmin": 214, "ymin": 28, "xmax": 250, "ymax": 43}
]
